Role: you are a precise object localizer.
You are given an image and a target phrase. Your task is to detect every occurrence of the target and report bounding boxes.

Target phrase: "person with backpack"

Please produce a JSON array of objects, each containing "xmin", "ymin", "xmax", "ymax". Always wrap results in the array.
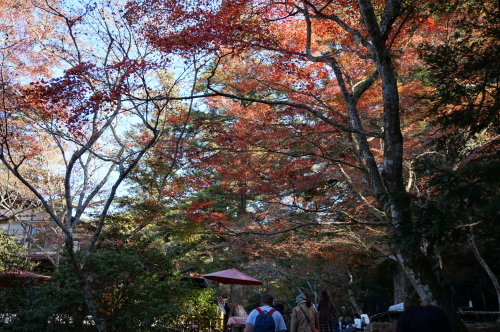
[
  {"xmin": 245, "ymin": 294, "xmax": 287, "ymax": 332},
  {"xmin": 290, "ymin": 293, "xmax": 320, "ymax": 332}
]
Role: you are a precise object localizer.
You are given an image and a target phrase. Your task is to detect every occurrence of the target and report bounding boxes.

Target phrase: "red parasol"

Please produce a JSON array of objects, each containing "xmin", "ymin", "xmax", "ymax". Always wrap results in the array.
[
  {"xmin": 0, "ymin": 268, "xmax": 51, "ymax": 287},
  {"xmin": 203, "ymin": 268, "xmax": 263, "ymax": 285},
  {"xmin": 203, "ymin": 268, "xmax": 262, "ymax": 303},
  {"xmin": 1, "ymin": 268, "xmax": 50, "ymax": 278}
]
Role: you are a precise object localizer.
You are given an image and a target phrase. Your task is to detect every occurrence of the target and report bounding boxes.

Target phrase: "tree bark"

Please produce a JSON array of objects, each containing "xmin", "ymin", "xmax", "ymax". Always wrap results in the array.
[
  {"xmin": 66, "ymin": 239, "xmax": 107, "ymax": 332},
  {"xmin": 348, "ymin": 288, "xmax": 363, "ymax": 315},
  {"xmin": 467, "ymin": 228, "xmax": 500, "ymax": 311},
  {"xmin": 357, "ymin": 1, "xmax": 468, "ymax": 330},
  {"xmin": 82, "ymin": 285, "xmax": 107, "ymax": 332},
  {"xmin": 390, "ymin": 235, "xmax": 467, "ymax": 332},
  {"xmin": 393, "ymin": 264, "xmax": 406, "ymax": 305}
]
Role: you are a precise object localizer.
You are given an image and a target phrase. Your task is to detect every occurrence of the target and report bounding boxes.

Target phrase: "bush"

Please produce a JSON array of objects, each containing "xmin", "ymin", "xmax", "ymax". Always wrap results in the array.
[{"xmin": 0, "ymin": 242, "xmax": 218, "ymax": 331}]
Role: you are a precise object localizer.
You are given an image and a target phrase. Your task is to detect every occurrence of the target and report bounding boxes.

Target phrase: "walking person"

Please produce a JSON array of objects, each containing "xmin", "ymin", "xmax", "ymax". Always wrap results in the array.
[
  {"xmin": 245, "ymin": 294, "xmax": 287, "ymax": 332},
  {"xmin": 317, "ymin": 290, "xmax": 335, "ymax": 332},
  {"xmin": 290, "ymin": 293, "xmax": 320, "ymax": 332}
]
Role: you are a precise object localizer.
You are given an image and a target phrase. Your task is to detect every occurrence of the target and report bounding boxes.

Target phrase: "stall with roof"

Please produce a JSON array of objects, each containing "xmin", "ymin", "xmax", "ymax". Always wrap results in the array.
[{"xmin": 203, "ymin": 268, "xmax": 263, "ymax": 332}]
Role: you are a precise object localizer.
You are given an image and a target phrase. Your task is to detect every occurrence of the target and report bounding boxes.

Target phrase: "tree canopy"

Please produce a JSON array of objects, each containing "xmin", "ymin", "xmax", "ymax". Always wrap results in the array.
[{"xmin": 0, "ymin": 0, "xmax": 499, "ymax": 331}]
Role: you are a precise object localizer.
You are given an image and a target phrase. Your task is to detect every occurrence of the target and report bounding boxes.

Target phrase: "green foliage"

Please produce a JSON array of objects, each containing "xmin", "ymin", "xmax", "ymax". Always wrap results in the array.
[
  {"xmin": 417, "ymin": 150, "xmax": 500, "ymax": 237},
  {"xmin": 0, "ymin": 232, "xmax": 33, "ymax": 272},
  {"xmin": 411, "ymin": 0, "xmax": 500, "ymax": 245},
  {"xmin": 0, "ymin": 243, "xmax": 218, "ymax": 332},
  {"xmin": 418, "ymin": 0, "xmax": 500, "ymax": 161}
]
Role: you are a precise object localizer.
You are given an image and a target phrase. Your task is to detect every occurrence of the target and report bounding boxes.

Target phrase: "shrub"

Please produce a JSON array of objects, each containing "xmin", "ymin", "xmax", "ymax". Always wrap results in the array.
[{"xmin": 1, "ymin": 243, "xmax": 218, "ymax": 331}]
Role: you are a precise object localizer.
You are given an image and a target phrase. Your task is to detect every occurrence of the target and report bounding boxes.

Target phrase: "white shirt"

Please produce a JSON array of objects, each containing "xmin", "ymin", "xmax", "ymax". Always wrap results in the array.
[
  {"xmin": 217, "ymin": 300, "xmax": 228, "ymax": 313},
  {"xmin": 246, "ymin": 305, "xmax": 287, "ymax": 331}
]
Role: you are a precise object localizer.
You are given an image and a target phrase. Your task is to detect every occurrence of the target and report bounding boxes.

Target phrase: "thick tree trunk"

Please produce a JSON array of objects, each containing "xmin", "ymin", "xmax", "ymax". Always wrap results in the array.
[
  {"xmin": 390, "ymin": 233, "xmax": 467, "ymax": 332},
  {"xmin": 356, "ymin": 1, "xmax": 468, "ymax": 331},
  {"xmin": 393, "ymin": 264, "xmax": 406, "ymax": 305}
]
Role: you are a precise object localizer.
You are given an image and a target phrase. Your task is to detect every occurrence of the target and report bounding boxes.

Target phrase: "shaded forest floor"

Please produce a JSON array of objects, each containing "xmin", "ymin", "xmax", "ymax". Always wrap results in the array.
[
  {"xmin": 374, "ymin": 321, "xmax": 500, "ymax": 332},
  {"xmin": 465, "ymin": 321, "xmax": 500, "ymax": 332}
]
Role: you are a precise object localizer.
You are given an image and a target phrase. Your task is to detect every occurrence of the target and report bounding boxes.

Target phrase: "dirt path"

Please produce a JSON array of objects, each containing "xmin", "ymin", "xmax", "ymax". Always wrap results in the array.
[{"xmin": 465, "ymin": 321, "xmax": 500, "ymax": 332}]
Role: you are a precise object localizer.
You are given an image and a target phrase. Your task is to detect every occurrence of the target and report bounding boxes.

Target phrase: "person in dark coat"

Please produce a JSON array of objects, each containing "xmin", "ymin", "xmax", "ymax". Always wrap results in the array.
[
  {"xmin": 317, "ymin": 290, "xmax": 335, "ymax": 332},
  {"xmin": 335, "ymin": 315, "xmax": 346, "ymax": 332}
]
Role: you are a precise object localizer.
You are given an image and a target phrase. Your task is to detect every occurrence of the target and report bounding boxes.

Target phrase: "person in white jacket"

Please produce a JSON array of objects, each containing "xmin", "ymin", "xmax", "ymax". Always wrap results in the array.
[{"xmin": 353, "ymin": 314, "xmax": 363, "ymax": 330}]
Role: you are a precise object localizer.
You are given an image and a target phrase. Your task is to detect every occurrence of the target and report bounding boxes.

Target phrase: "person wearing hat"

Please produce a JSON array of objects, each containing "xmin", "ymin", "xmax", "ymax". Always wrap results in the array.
[{"xmin": 290, "ymin": 293, "xmax": 320, "ymax": 332}]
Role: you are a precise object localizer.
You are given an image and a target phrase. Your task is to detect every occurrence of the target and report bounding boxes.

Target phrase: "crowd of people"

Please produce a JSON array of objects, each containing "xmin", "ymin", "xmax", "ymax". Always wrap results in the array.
[{"xmin": 217, "ymin": 292, "xmax": 453, "ymax": 332}]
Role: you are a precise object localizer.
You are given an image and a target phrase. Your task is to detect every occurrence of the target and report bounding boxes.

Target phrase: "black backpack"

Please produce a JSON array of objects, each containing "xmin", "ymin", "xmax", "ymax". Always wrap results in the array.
[{"xmin": 253, "ymin": 308, "xmax": 276, "ymax": 332}]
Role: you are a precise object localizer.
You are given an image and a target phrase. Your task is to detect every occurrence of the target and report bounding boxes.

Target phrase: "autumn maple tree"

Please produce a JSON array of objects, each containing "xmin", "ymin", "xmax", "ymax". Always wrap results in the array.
[
  {"xmin": 0, "ymin": 0, "xmax": 201, "ymax": 330},
  {"xmin": 1, "ymin": 0, "xmax": 498, "ymax": 329},
  {"xmin": 121, "ymin": 0, "xmax": 500, "ymax": 329}
]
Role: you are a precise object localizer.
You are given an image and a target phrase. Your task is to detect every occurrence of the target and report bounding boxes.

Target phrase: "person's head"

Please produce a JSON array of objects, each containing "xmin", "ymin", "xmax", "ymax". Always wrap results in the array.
[
  {"xmin": 396, "ymin": 305, "xmax": 452, "ymax": 332},
  {"xmin": 295, "ymin": 293, "xmax": 307, "ymax": 304},
  {"xmin": 217, "ymin": 294, "xmax": 224, "ymax": 302},
  {"xmin": 295, "ymin": 293, "xmax": 312, "ymax": 307},
  {"xmin": 321, "ymin": 290, "xmax": 330, "ymax": 300},
  {"xmin": 354, "ymin": 314, "xmax": 360, "ymax": 319},
  {"xmin": 261, "ymin": 294, "xmax": 274, "ymax": 306},
  {"xmin": 338, "ymin": 316, "xmax": 344, "ymax": 321}
]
